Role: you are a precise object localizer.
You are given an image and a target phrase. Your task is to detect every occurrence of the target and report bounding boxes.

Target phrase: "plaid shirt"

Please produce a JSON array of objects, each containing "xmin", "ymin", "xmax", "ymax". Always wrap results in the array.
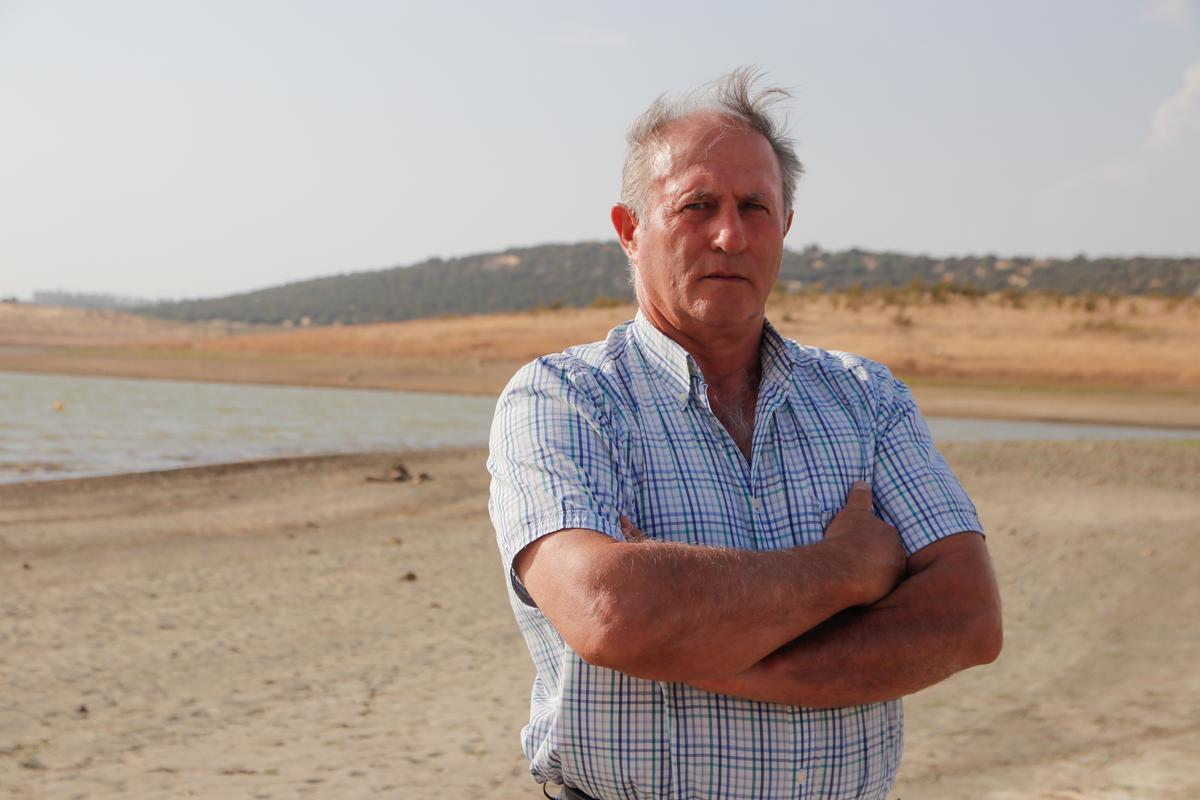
[{"xmin": 488, "ymin": 312, "xmax": 982, "ymax": 800}]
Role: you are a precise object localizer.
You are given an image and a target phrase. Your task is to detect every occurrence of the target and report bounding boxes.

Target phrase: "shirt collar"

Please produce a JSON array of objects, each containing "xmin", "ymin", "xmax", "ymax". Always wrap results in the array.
[
  {"xmin": 631, "ymin": 310, "xmax": 797, "ymax": 410},
  {"xmin": 759, "ymin": 317, "xmax": 798, "ymax": 388},
  {"xmin": 631, "ymin": 311, "xmax": 697, "ymax": 409}
]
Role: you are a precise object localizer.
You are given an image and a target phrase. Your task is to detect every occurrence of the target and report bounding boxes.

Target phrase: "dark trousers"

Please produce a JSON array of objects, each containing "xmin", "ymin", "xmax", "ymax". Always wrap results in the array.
[{"xmin": 558, "ymin": 786, "xmax": 599, "ymax": 800}]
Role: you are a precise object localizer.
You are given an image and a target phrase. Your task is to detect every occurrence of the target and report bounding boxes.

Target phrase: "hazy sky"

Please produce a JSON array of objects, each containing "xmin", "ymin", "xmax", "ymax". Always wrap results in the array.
[{"xmin": 2, "ymin": 0, "xmax": 1198, "ymax": 300}]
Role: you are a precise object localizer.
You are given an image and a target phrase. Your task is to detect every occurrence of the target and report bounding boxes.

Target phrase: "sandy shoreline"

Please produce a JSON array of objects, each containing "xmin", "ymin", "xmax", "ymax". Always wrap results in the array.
[
  {"xmin": 3, "ymin": 297, "xmax": 1199, "ymax": 429},
  {"xmin": 4, "ymin": 441, "xmax": 1199, "ymax": 799}
]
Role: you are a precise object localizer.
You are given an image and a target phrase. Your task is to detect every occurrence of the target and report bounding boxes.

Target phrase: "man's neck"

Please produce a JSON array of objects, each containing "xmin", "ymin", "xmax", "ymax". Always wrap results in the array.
[{"xmin": 639, "ymin": 305, "xmax": 765, "ymax": 390}]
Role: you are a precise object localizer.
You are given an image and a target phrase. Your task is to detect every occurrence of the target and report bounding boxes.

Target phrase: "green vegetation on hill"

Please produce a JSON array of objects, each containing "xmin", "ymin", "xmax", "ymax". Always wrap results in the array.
[
  {"xmin": 137, "ymin": 242, "xmax": 1200, "ymax": 326},
  {"xmin": 33, "ymin": 290, "xmax": 158, "ymax": 310},
  {"xmin": 779, "ymin": 247, "xmax": 1199, "ymax": 297},
  {"xmin": 139, "ymin": 243, "xmax": 630, "ymax": 326}
]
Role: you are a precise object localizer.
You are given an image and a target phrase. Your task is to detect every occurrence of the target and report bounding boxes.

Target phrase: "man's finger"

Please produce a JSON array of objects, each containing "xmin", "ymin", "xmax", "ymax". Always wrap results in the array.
[
  {"xmin": 845, "ymin": 480, "xmax": 872, "ymax": 509},
  {"xmin": 619, "ymin": 516, "xmax": 648, "ymax": 542}
]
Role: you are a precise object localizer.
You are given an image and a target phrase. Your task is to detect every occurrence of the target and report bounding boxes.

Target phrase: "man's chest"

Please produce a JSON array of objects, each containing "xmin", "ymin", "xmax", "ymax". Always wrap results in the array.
[{"xmin": 612, "ymin": 388, "xmax": 874, "ymax": 550}]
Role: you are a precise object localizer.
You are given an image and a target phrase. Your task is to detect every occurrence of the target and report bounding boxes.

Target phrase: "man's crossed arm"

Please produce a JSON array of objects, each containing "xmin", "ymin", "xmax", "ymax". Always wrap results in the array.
[{"xmin": 514, "ymin": 482, "xmax": 1001, "ymax": 707}]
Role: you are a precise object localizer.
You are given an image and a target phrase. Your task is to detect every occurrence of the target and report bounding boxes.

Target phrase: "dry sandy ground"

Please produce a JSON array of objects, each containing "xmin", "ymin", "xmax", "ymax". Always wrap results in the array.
[
  {"xmin": 2, "ymin": 298, "xmax": 1198, "ymax": 428},
  {"xmin": 3, "ymin": 441, "xmax": 1198, "ymax": 799}
]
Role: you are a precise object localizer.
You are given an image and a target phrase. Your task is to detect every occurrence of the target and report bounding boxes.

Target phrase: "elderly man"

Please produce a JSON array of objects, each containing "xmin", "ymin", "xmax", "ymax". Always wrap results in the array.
[{"xmin": 488, "ymin": 69, "xmax": 1001, "ymax": 800}]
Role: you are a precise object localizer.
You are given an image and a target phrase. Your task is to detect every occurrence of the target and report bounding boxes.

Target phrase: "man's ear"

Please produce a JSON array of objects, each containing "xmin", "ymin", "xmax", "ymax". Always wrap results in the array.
[
  {"xmin": 784, "ymin": 209, "xmax": 794, "ymax": 237},
  {"xmin": 611, "ymin": 204, "xmax": 639, "ymax": 259}
]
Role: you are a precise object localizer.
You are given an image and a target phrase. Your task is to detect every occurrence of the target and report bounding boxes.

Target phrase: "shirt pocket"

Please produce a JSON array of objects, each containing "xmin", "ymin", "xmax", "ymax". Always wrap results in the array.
[
  {"xmin": 776, "ymin": 484, "xmax": 837, "ymax": 548},
  {"xmin": 771, "ymin": 417, "xmax": 870, "ymax": 543}
]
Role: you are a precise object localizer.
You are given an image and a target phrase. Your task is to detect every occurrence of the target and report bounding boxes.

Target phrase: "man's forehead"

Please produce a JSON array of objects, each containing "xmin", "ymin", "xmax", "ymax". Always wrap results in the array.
[
  {"xmin": 649, "ymin": 113, "xmax": 781, "ymax": 196},
  {"xmin": 659, "ymin": 111, "xmax": 752, "ymax": 150}
]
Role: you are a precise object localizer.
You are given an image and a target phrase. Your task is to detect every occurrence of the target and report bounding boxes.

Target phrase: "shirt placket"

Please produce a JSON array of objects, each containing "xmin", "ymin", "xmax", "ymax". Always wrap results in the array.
[
  {"xmin": 694, "ymin": 374, "xmax": 755, "ymax": 481},
  {"xmin": 689, "ymin": 377, "xmax": 792, "ymax": 549},
  {"xmin": 659, "ymin": 682, "xmax": 683, "ymax": 800},
  {"xmin": 747, "ymin": 383, "xmax": 786, "ymax": 545}
]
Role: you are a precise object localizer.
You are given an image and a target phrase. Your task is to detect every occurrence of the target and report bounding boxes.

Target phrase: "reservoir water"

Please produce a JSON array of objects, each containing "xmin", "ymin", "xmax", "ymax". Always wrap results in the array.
[
  {"xmin": 1, "ymin": 371, "xmax": 498, "ymax": 484},
  {"xmin": 2, "ymin": 371, "xmax": 1196, "ymax": 484}
]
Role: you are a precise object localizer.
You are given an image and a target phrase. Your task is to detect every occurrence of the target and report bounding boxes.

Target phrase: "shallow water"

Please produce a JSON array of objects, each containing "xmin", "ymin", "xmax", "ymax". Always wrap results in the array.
[
  {"xmin": 923, "ymin": 416, "xmax": 1197, "ymax": 442},
  {"xmin": 0, "ymin": 371, "xmax": 497, "ymax": 483},
  {"xmin": 1, "ymin": 371, "xmax": 1195, "ymax": 484}
]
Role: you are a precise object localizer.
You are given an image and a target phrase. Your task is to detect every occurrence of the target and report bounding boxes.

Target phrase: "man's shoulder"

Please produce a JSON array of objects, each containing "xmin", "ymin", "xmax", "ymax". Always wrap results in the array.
[
  {"xmin": 776, "ymin": 334, "xmax": 896, "ymax": 389},
  {"xmin": 770, "ymin": 332, "xmax": 911, "ymax": 423},
  {"xmin": 500, "ymin": 320, "xmax": 636, "ymax": 399}
]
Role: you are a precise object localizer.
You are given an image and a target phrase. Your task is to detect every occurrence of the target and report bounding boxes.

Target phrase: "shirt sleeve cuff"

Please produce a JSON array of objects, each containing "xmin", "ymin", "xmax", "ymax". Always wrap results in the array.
[
  {"xmin": 507, "ymin": 509, "xmax": 624, "ymax": 607},
  {"xmin": 900, "ymin": 507, "xmax": 985, "ymax": 556}
]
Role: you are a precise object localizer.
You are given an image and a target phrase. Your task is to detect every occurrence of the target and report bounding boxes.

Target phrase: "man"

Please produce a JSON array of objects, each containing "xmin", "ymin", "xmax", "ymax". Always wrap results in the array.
[{"xmin": 488, "ymin": 69, "xmax": 1001, "ymax": 800}]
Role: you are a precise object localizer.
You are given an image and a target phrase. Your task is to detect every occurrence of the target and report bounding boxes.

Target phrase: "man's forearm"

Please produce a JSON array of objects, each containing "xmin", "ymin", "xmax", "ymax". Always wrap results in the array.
[
  {"xmin": 694, "ymin": 532, "xmax": 1003, "ymax": 707},
  {"xmin": 521, "ymin": 530, "xmax": 870, "ymax": 682},
  {"xmin": 518, "ymin": 482, "xmax": 907, "ymax": 683}
]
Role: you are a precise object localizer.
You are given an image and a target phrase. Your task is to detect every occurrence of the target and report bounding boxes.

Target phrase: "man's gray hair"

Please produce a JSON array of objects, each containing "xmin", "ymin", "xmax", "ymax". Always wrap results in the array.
[{"xmin": 619, "ymin": 67, "xmax": 803, "ymax": 218}]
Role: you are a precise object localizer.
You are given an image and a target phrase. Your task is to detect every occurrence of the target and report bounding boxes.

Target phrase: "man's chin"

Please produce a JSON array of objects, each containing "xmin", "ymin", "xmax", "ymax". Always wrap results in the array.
[{"xmin": 685, "ymin": 302, "xmax": 765, "ymax": 330}]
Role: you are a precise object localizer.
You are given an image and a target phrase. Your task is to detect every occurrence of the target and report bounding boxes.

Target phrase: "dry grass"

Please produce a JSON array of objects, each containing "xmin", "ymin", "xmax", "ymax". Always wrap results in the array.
[
  {"xmin": 191, "ymin": 306, "xmax": 638, "ymax": 363},
  {"xmin": 184, "ymin": 292, "xmax": 1200, "ymax": 390},
  {"xmin": 766, "ymin": 292, "xmax": 1200, "ymax": 390}
]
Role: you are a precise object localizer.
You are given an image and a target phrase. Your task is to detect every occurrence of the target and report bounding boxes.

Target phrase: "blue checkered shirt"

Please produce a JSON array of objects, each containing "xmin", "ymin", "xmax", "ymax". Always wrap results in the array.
[{"xmin": 488, "ymin": 312, "xmax": 983, "ymax": 800}]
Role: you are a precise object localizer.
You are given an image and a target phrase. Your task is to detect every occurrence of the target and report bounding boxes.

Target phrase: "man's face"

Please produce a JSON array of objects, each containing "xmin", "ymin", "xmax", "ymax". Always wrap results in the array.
[{"xmin": 615, "ymin": 114, "xmax": 793, "ymax": 338}]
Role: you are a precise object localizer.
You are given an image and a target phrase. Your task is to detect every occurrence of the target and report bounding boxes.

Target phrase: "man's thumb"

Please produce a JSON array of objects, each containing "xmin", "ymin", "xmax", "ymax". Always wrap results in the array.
[{"xmin": 847, "ymin": 480, "xmax": 873, "ymax": 509}]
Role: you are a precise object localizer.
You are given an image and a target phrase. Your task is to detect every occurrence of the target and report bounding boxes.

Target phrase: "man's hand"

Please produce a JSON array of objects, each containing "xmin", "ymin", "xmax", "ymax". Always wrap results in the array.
[
  {"xmin": 693, "ymin": 530, "xmax": 1002, "ymax": 708},
  {"xmin": 822, "ymin": 481, "xmax": 907, "ymax": 606},
  {"xmin": 624, "ymin": 483, "xmax": 905, "ymax": 607}
]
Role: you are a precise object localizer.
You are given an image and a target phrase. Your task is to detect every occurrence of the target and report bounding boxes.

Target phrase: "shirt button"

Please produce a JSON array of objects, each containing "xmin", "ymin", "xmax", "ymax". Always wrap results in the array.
[
  {"xmin": 751, "ymin": 497, "xmax": 763, "ymax": 512},
  {"xmin": 796, "ymin": 769, "xmax": 807, "ymax": 784}
]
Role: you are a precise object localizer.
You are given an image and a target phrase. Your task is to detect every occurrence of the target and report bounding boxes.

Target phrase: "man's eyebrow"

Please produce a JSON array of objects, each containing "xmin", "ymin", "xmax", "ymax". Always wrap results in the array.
[
  {"xmin": 740, "ymin": 192, "xmax": 771, "ymax": 205},
  {"xmin": 676, "ymin": 189, "xmax": 712, "ymax": 203}
]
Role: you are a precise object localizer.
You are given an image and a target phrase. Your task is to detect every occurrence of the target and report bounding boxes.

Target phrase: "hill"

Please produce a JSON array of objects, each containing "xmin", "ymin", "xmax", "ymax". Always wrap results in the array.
[
  {"xmin": 125, "ymin": 241, "xmax": 1200, "ymax": 326},
  {"xmin": 137, "ymin": 243, "xmax": 631, "ymax": 326}
]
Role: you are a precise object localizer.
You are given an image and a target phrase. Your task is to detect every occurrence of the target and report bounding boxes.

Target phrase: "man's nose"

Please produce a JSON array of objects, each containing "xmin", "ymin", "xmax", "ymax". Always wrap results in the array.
[{"xmin": 710, "ymin": 208, "xmax": 748, "ymax": 254}]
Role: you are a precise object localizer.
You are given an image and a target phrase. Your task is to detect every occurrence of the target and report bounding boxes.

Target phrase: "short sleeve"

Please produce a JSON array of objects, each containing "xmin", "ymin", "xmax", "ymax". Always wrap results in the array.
[
  {"xmin": 487, "ymin": 356, "xmax": 625, "ymax": 605},
  {"xmin": 868, "ymin": 366, "xmax": 983, "ymax": 556}
]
